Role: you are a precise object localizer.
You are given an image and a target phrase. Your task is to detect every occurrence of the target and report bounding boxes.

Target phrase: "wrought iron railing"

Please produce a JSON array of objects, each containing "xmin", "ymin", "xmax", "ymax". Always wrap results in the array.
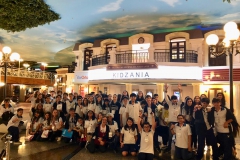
[
  {"xmin": 116, "ymin": 50, "xmax": 149, "ymax": 63},
  {"xmin": 154, "ymin": 49, "xmax": 198, "ymax": 63},
  {"xmin": 0, "ymin": 68, "xmax": 55, "ymax": 80},
  {"xmin": 92, "ymin": 54, "xmax": 107, "ymax": 66}
]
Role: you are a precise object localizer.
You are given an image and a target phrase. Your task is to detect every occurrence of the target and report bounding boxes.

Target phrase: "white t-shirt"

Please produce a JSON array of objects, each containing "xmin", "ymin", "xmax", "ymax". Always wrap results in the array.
[
  {"xmin": 125, "ymin": 102, "xmax": 142, "ymax": 124},
  {"xmin": 0, "ymin": 105, "xmax": 14, "ymax": 117},
  {"xmin": 139, "ymin": 130, "xmax": 154, "ymax": 154},
  {"xmin": 43, "ymin": 103, "xmax": 53, "ymax": 113},
  {"xmin": 119, "ymin": 106, "xmax": 127, "ymax": 126},
  {"xmin": 174, "ymin": 123, "xmax": 192, "ymax": 148},
  {"xmin": 88, "ymin": 103, "xmax": 96, "ymax": 112},
  {"xmin": 147, "ymin": 107, "xmax": 153, "ymax": 125},
  {"xmin": 121, "ymin": 127, "xmax": 137, "ymax": 144},
  {"xmin": 95, "ymin": 104, "xmax": 102, "ymax": 115},
  {"xmin": 214, "ymin": 108, "xmax": 229, "ymax": 133},
  {"xmin": 31, "ymin": 117, "xmax": 44, "ymax": 131},
  {"xmin": 29, "ymin": 97, "xmax": 36, "ymax": 108},
  {"xmin": 66, "ymin": 100, "xmax": 76, "ymax": 113},
  {"xmin": 108, "ymin": 121, "xmax": 118, "ymax": 137},
  {"xmin": 82, "ymin": 106, "xmax": 88, "ymax": 116},
  {"xmin": 84, "ymin": 119, "xmax": 97, "ymax": 133},
  {"xmin": 52, "ymin": 117, "xmax": 62, "ymax": 131},
  {"xmin": 7, "ymin": 115, "xmax": 23, "ymax": 128}
]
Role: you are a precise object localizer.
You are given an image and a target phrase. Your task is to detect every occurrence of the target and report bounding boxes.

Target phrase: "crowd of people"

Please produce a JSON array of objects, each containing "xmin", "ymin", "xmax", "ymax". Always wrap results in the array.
[{"xmin": 0, "ymin": 83, "xmax": 240, "ymax": 160}]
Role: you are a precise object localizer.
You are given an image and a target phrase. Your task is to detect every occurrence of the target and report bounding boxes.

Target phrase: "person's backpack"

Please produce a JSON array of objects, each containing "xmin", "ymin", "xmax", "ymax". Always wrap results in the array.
[{"xmin": 2, "ymin": 111, "xmax": 14, "ymax": 121}]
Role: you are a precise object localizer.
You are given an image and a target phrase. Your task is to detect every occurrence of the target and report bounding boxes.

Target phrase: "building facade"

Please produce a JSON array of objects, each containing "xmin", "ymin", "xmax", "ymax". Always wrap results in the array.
[{"xmin": 57, "ymin": 29, "xmax": 240, "ymax": 115}]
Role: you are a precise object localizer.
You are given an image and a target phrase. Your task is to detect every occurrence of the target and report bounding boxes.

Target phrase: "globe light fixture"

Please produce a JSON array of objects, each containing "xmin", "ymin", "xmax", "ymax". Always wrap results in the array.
[
  {"xmin": 2, "ymin": 46, "xmax": 11, "ymax": 54},
  {"xmin": 206, "ymin": 21, "xmax": 240, "ymax": 113},
  {"xmin": 10, "ymin": 52, "xmax": 20, "ymax": 61},
  {"xmin": 206, "ymin": 34, "xmax": 219, "ymax": 46}
]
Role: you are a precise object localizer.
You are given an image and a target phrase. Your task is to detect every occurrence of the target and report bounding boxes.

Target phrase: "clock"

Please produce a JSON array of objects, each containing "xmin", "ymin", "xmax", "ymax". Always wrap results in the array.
[{"xmin": 138, "ymin": 37, "xmax": 145, "ymax": 44}]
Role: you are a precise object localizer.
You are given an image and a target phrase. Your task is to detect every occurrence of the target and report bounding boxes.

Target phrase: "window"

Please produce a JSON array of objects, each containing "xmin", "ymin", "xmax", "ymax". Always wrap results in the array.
[
  {"xmin": 83, "ymin": 49, "xmax": 93, "ymax": 70},
  {"xmin": 170, "ymin": 38, "xmax": 186, "ymax": 62},
  {"xmin": 208, "ymin": 39, "xmax": 226, "ymax": 66}
]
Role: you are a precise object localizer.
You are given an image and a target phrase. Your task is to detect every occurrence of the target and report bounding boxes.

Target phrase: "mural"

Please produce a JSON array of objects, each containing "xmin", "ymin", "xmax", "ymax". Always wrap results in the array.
[{"xmin": 0, "ymin": 0, "xmax": 240, "ymax": 65}]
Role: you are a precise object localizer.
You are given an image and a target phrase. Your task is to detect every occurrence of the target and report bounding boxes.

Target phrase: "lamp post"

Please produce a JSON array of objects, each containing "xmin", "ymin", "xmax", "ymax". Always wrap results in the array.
[
  {"xmin": 41, "ymin": 62, "xmax": 48, "ymax": 79},
  {"xmin": 0, "ymin": 46, "xmax": 21, "ymax": 99},
  {"xmin": 206, "ymin": 21, "xmax": 240, "ymax": 113}
]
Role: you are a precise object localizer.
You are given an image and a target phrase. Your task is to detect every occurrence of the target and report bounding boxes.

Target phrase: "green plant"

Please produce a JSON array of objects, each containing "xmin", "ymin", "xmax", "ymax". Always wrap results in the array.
[{"xmin": 0, "ymin": 0, "xmax": 60, "ymax": 32}]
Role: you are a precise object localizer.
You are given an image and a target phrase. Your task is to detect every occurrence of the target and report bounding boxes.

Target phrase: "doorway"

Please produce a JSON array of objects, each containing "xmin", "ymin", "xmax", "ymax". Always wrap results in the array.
[{"xmin": 208, "ymin": 88, "xmax": 223, "ymax": 101}]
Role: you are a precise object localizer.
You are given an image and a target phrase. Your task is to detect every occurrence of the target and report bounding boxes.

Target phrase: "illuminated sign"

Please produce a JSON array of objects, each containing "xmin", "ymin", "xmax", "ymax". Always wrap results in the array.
[{"xmin": 74, "ymin": 71, "xmax": 88, "ymax": 83}]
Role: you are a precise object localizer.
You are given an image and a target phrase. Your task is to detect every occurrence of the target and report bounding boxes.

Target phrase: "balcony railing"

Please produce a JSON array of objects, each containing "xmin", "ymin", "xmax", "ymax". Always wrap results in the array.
[
  {"xmin": 92, "ymin": 54, "xmax": 107, "ymax": 66},
  {"xmin": 0, "ymin": 68, "xmax": 55, "ymax": 80},
  {"xmin": 154, "ymin": 49, "xmax": 198, "ymax": 63},
  {"xmin": 116, "ymin": 50, "xmax": 149, "ymax": 64}
]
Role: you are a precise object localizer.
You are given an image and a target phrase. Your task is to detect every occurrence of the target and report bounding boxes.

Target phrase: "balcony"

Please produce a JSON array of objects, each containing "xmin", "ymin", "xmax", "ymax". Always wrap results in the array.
[
  {"xmin": 0, "ymin": 68, "xmax": 55, "ymax": 80},
  {"xmin": 154, "ymin": 49, "xmax": 198, "ymax": 63},
  {"xmin": 116, "ymin": 50, "xmax": 149, "ymax": 64},
  {"xmin": 92, "ymin": 54, "xmax": 107, "ymax": 66}
]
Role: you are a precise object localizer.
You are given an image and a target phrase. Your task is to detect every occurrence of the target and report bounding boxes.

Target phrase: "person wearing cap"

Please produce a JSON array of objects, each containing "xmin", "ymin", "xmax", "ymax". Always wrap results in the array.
[
  {"xmin": 163, "ymin": 83, "xmax": 183, "ymax": 152},
  {"xmin": 107, "ymin": 113, "xmax": 119, "ymax": 153},
  {"xmin": 119, "ymin": 96, "xmax": 128, "ymax": 128},
  {"xmin": 125, "ymin": 93, "xmax": 142, "ymax": 126}
]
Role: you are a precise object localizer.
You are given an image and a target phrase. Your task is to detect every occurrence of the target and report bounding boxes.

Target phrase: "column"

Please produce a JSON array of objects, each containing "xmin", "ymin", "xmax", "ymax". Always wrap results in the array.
[
  {"xmin": 109, "ymin": 47, "xmax": 116, "ymax": 64},
  {"xmin": 234, "ymin": 83, "xmax": 240, "ymax": 122},
  {"xmin": 98, "ymin": 84, "xmax": 104, "ymax": 92},
  {"xmin": 192, "ymin": 83, "xmax": 201, "ymax": 97},
  {"xmin": 19, "ymin": 85, "xmax": 26, "ymax": 102},
  {"xmin": 148, "ymin": 45, "xmax": 155, "ymax": 62},
  {"xmin": 73, "ymin": 49, "xmax": 84, "ymax": 71},
  {"xmin": 156, "ymin": 83, "xmax": 164, "ymax": 101},
  {"xmin": 125, "ymin": 84, "xmax": 132, "ymax": 94},
  {"xmin": 73, "ymin": 84, "xmax": 79, "ymax": 94}
]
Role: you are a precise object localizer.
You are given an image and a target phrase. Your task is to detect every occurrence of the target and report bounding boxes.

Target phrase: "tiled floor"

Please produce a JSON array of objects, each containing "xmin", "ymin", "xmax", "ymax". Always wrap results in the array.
[{"xmin": 1, "ymin": 103, "xmax": 240, "ymax": 160}]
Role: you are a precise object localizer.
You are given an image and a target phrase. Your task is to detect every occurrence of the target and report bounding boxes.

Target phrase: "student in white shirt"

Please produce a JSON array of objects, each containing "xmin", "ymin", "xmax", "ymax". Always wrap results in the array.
[
  {"xmin": 164, "ymin": 83, "xmax": 182, "ymax": 152},
  {"xmin": 43, "ymin": 96, "xmax": 53, "ymax": 113},
  {"xmin": 107, "ymin": 113, "xmax": 119, "ymax": 152},
  {"xmin": 49, "ymin": 109, "xmax": 63, "ymax": 142},
  {"xmin": 170, "ymin": 115, "xmax": 192, "ymax": 160},
  {"xmin": 75, "ymin": 98, "xmax": 84, "ymax": 117},
  {"xmin": 66, "ymin": 93, "xmax": 76, "ymax": 113},
  {"xmin": 29, "ymin": 111, "xmax": 44, "ymax": 141},
  {"xmin": 37, "ymin": 112, "xmax": 52, "ymax": 141},
  {"xmin": 120, "ymin": 117, "xmax": 138, "ymax": 157},
  {"xmin": 84, "ymin": 110, "xmax": 97, "ymax": 142},
  {"xmin": 137, "ymin": 112, "xmax": 156, "ymax": 160},
  {"xmin": 88, "ymin": 96, "xmax": 96, "ymax": 113},
  {"xmin": 0, "ymin": 99, "xmax": 14, "ymax": 125},
  {"xmin": 119, "ymin": 96, "xmax": 128, "ymax": 128},
  {"xmin": 125, "ymin": 93, "xmax": 142, "ymax": 125},
  {"xmin": 7, "ymin": 108, "xmax": 23, "ymax": 144}
]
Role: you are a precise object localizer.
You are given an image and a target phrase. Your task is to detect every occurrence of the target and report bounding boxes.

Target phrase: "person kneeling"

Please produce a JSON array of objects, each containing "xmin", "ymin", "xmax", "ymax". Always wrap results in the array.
[
  {"xmin": 120, "ymin": 117, "xmax": 138, "ymax": 157},
  {"xmin": 7, "ymin": 108, "xmax": 23, "ymax": 145},
  {"xmin": 88, "ymin": 116, "xmax": 110, "ymax": 153}
]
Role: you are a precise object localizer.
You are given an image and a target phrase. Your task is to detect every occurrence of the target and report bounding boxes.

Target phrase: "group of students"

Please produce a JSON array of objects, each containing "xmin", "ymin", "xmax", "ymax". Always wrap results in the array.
[{"xmin": 1, "ymin": 83, "xmax": 240, "ymax": 160}]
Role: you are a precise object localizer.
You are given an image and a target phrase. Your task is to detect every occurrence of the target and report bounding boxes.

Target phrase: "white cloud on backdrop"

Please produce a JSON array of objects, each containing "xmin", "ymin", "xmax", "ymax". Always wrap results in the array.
[
  {"xmin": 159, "ymin": 0, "xmax": 179, "ymax": 7},
  {"xmin": 97, "ymin": 0, "xmax": 124, "ymax": 13}
]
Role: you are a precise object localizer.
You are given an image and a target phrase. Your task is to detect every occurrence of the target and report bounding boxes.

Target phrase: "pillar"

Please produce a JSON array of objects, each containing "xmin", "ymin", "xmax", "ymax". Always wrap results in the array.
[
  {"xmin": 98, "ymin": 84, "xmax": 104, "ymax": 93},
  {"xmin": 74, "ymin": 84, "xmax": 79, "ymax": 94},
  {"xmin": 125, "ymin": 84, "xmax": 132, "ymax": 94},
  {"xmin": 109, "ymin": 47, "xmax": 116, "ymax": 64},
  {"xmin": 156, "ymin": 83, "xmax": 164, "ymax": 101},
  {"xmin": 192, "ymin": 83, "xmax": 201, "ymax": 97},
  {"xmin": 19, "ymin": 85, "xmax": 26, "ymax": 102},
  {"xmin": 148, "ymin": 45, "xmax": 155, "ymax": 62},
  {"xmin": 234, "ymin": 83, "xmax": 240, "ymax": 122}
]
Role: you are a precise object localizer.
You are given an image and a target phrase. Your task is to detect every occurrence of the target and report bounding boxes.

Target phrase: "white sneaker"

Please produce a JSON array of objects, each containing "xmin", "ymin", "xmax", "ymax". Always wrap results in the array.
[{"xmin": 57, "ymin": 137, "xmax": 61, "ymax": 142}]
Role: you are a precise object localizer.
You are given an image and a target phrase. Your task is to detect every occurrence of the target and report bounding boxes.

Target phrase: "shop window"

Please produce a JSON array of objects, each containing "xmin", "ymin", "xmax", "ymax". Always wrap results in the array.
[
  {"xmin": 170, "ymin": 38, "xmax": 186, "ymax": 62},
  {"xmin": 104, "ymin": 87, "xmax": 108, "ymax": 94},
  {"xmin": 208, "ymin": 39, "xmax": 226, "ymax": 66},
  {"xmin": 83, "ymin": 49, "xmax": 93, "ymax": 70}
]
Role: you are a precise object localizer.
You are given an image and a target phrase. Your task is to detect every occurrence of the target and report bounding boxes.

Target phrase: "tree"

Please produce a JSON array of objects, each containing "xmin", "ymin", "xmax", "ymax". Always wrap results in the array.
[{"xmin": 0, "ymin": 0, "xmax": 60, "ymax": 32}]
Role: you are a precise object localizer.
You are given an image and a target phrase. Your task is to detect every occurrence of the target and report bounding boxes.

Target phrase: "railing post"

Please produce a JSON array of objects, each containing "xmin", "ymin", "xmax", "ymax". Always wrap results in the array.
[{"xmin": 148, "ymin": 46, "xmax": 155, "ymax": 62}]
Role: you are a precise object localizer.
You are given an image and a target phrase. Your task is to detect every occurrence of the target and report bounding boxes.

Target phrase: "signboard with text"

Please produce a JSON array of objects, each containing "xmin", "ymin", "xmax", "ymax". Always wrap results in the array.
[{"xmin": 74, "ymin": 71, "xmax": 88, "ymax": 83}]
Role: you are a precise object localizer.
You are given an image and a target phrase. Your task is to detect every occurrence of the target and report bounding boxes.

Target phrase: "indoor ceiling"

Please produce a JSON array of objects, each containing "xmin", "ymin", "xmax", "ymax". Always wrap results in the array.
[{"xmin": 0, "ymin": 0, "xmax": 239, "ymax": 66}]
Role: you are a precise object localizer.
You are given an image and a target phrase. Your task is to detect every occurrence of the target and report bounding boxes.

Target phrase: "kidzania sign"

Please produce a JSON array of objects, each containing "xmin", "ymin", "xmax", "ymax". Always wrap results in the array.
[{"xmin": 88, "ymin": 66, "xmax": 202, "ymax": 80}]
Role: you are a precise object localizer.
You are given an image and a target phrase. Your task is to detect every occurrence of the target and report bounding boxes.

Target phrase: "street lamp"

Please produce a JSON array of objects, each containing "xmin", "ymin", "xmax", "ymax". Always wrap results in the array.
[
  {"xmin": 206, "ymin": 21, "xmax": 240, "ymax": 112},
  {"xmin": 41, "ymin": 62, "xmax": 48, "ymax": 79},
  {"xmin": 0, "ymin": 46, "xmax": 21, "ymax": 99}
]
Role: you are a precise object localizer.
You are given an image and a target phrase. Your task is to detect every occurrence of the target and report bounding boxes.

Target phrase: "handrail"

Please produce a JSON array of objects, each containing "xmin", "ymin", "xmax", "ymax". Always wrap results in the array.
[{"xmin": 0, "ymin": 68, "xmax": 55, "ymax": 80}]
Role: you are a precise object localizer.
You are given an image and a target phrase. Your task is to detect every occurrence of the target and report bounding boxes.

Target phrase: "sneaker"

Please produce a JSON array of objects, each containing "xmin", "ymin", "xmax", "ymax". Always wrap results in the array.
[{"xmin": 57, "ymin": 137, "xmax": 61, "ymax": 142}]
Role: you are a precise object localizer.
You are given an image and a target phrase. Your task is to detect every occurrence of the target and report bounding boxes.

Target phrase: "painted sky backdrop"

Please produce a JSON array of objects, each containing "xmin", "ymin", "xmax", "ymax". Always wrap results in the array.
[{"xmin": 0, "ymin": 0, "xmax": 240, "ymax": 65}]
